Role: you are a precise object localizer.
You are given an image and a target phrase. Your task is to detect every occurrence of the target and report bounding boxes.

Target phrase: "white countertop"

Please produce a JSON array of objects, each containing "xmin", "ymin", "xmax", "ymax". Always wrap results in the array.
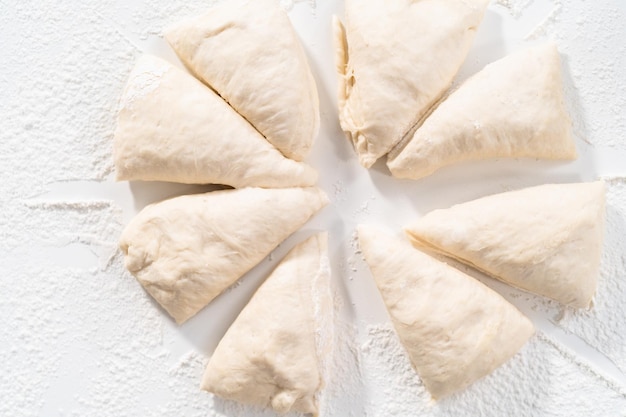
[{"xmin": 1, "ymin": 0, "xmax": 626, "ymax": 416}]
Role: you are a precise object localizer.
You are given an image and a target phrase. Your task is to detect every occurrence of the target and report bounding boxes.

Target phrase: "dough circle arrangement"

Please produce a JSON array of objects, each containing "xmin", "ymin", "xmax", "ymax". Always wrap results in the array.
[{"xmin": 114, "ymin": 0, "xmax": 606, "ymax": 415}]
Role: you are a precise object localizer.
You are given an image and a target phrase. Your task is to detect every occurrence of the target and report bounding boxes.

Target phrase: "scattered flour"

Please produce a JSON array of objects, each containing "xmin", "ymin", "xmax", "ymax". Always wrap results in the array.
[
  {"xmin": 2, "ymin": 0, "xmax": 626, "ymax": 416},
  {"xmin": 359, "ymin": 324, "xmax": 626, "ymax": 416},
  {"xmin": 556, "ymin": 178, "xmax": 626, "ymax": 374},
  {"xmin": 280, "ymin": 0, "xmax": 316, "ymax": 12},
  {"xmin": 119, "ymin": 60, "xmax": 170, "ymax": 111},
  {"xmin": 525, "ymin": 0, "xmax": 563, "ymax": 40},
  {"xmin": 532, "ymin": 1, "xmax": 626, "ymax": 149},
  {"xmin": 494, "ymin": 0, "xmax": 535, "ymax": 18},
  {"xmin": 332, "ymin": 180, "xmax": 347, "ymax": 203},
  {"xmin": 346, "ymin": 229, "xmax": 362, "ymax": 273},
  {"xmin": 0, "ymin": 0, "xmax": 137, "ymax": 196},
  {"xmin": 351, "ymin": 195, "xmax": 376, "ymax": 219}
]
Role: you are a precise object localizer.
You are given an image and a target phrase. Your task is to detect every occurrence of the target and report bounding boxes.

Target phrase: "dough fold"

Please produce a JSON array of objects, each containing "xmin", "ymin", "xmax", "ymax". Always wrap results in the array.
[
  {"xmin": 202, "ymin": 233, "xmax": 333, "ymax": 416},
  {"xmin": 119, "ymin": 187, "xmax": 329, "ymax": 323},
  {"xmin": 165, "ymin": 0, "xmax": 319, "ymax": 161},
  {"xmin": 358, "ymin": 225, "xmax": 534, "ymax": 399},
  {"xmin": 334, "ymin": 0, "xmax": 489, "ymax": 168},
  {"xmin": 405, "ymin": 182, "xmax": 606, "ymax": 308},
  {"xmin": 114, "ymin": 55, "xmax": 317, "ymax": 187},
  {"xmin": 388, "ymin": 43, "xmax": 577, "ymax": 179}
]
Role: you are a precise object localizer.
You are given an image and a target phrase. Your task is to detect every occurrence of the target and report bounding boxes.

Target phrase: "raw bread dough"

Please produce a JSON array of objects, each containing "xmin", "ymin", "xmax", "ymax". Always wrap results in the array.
[
  {"xmin": 334, "ymin": 0, "xmax": 489, "ymax": 168},
  {"xmin": 202, "ymin": 233, "xmax": 333, "ymax": 416},
  {"xmin": 114, "ymin": 55, "xmax": 317, "ymax": 187},
  {"xmin": 358, "ymin": 225, "xmax": 534, "ymax": 399},
  {"xmin": 405, "ymin": 182, "xmax": 606, "ymax": 308},
  {"xmin": 388, "ymin": 43, "xmax": 577, "ymax": 179},
  {"xmin": 165, "ymin": 0, "xmax": 319, "ymax": 161},
  {"xmin": 119, "ymin": 187, "xmax": 329, "ymax": 324}
]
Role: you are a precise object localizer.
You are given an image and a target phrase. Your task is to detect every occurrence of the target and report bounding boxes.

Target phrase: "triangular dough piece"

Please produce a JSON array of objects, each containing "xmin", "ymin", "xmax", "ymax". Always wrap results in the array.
[
  {"xmin": 202, "ymin": 233, "xmax": 333, "ymax": 415},
  {"xmin": 165, "ymin": 0, "xmax": 319, "ymax": 161},
  {"xmin": 114, "ymin": 55, "xmax": 317, "ymax": 187},
  {"xmin": 388, "ymin": 43, "xmax": 577, "ymax": 179},
  {"xmin": 334, "ymin": 0, "xmax": 489, "ymax": 168},
  {"xmin": 358, "ymin": 225, "xmax": 534, "ymax": 399},
  {"xmin": 119, "ymin": 187, "xmax": 329, "ymax": 324},
  {"xmin": 405, "ymin": 182, "xmax": 606, "ymax": 308}
]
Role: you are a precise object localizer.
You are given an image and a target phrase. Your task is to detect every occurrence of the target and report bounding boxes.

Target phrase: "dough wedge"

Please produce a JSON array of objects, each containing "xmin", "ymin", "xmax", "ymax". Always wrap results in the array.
[
  {"xmin": 165, "ymin": 0, "xmax": 320, "ymax": 161},
  {"xmin": 388, "ymin": 43, "xmax": 577, "ymax": 179},
  {"xmin": 405, "ymin": 182, "xmax": 606, "ymax": 308},
  {"xmin": 119, "ymin": 187, "xmax": 329, "ymax": 323},
  {"xmin": 202, "ymin": 233, "xmax": 333, "ymax": 416},
  {"xmin": 358, "ymin": 225, "xmax": 534, "ymax": 399},
  {"xmin": 114, "ymin": 55, "xmax": 317, "ymax": 187},
  {"xmin": 334, "ymin": 0, "xmax": 489, "ymax": 168}
]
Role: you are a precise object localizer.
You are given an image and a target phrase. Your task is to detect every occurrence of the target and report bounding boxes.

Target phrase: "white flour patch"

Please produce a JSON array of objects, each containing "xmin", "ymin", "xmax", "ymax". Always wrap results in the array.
[
  {"xmin": 351, "ymin": 195, "xmax": 375, "ymax": 219},
  {"xmin": 0, "ymin": 1, "xmax": 138, "ymax": 196},
  {"xmin": 557, "ymin": 179, "xmax": 626, "ymax": 374},
  {"xmin": 346, "ymin": 229, "xmax": 363, "ymax": 273},
  {"xmin": 332, "ymin": 180, "xmax": 347, "ymax": 203},
  {"xmin": 280, "ymin": 0, "xmax": 316, "ymax": 12},
  {"xmin": 100, "ymin": 1, "xmax": 222, "ymax": 44},
  {"xmin": 119, "ymin": 62, "xmax": 170, "ymax": 111},
  {"xmin": 0, "ymin": 200, "xmax": 123, "ymax": 274},
  {"xmin": 359, "ymin": 324, "xmax": 626, "ymax": 416},
  {"xmin": 494, "ymin": 0, "xmax": 535, "ymax": 18},
  {"xmin": 525, "ymin": 0, "xmax": 563, "ymax": 39},
  {"xmin": 537, "ymin": 1, "xmax": 626, "ymax": 149},
  {"xmin": 0, "ymin": 256, "xmax": 170, "ymax": 417}
]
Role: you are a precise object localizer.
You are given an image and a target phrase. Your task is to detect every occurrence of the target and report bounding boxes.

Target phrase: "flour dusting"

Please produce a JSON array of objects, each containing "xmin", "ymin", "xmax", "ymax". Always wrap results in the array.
[
  {"xmin": 280, "ymin": 0, "xmax": 316, "ymax": 12},
  {"xmin": 494, "ymin": 0, "xmax": 534, "ymax": 18},
  {"xmin": 556, "ymin": 179, "xmax": 626, "ymax": 375},
  {"xmin": 120, "ymin": 60, "xmax": 170, "ymax": 111},
  {"xmin": 2, "ymin": 0, "xmax": 626, "ymax": 416},
  {"xmin": 359, "ymin": 324, "xmax": 626, "ymax": 416},
  {"xmin": 525, "ymin": 0, "xmax": 563, "ymax": 40}
]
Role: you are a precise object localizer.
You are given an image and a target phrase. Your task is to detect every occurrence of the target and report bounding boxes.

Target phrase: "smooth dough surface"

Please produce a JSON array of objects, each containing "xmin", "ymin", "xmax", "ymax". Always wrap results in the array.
[
  {"xmin": 334, "ymin": 0, "xmax": 489, "ymax": 168},
  {"xmin": 388, "ymin": 43, "xmax": 577, "ymax": 179},
  {"xmin": 119, "ymin": 187, "xmax": 329, "ymax": 323},
  {"xmin": 165, "ymin": 0, "xmax": 319, "ymax": 161},
  {"xmin": 358, "ymin": 225, "xmax": 534, "ymax": 399},
  {"xmin": 405, "ymin": 182, "xmax": 606, "ymax": 308},
  {"xmin": 202, "ymin": 233, "xmax": 333, "ymax": 416},
  {"xmin": 114, "ymin": 55, "xmax": 317, "ymax": 187}
]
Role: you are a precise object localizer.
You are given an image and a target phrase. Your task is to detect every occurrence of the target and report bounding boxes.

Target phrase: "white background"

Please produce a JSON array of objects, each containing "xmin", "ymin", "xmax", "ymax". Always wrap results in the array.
[{"xmin": 2, "ymin": 0, "xmax": 626, "ymax": 416}]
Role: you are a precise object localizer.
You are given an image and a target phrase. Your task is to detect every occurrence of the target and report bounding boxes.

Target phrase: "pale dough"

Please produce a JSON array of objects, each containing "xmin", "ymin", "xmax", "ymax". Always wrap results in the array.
[
  {"xmin": 119, "ymin": 187, "xmax": 329, "ymax": 324},
  {"xmin": 405, "ymin": 182, "xmax": 606, "ymax": 308},
  {"xmin": 388, "ymin": 43, "xmax": 577, "ymax": 179},
  {"xmin": 358, "ymin": 225, "xmax": 534, "ymax": 399},
  {"xmin": 165, "ymin": 0, "xmax": 319, "ymax": 161},
  {"xmin": 114, "ymin": 55, "xmax": 317, "ymax": 187},
  {"xmin": 334, "ymin": 0, "xmax": 489, "ymax": 168},
  {"xmin": 202, "ymin": 233, "xmax": 333, "ymax": 416}
]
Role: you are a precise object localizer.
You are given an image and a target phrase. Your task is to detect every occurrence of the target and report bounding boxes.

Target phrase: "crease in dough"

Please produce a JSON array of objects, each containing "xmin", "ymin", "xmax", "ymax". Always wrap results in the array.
[
  {"xmin": 334, "ymin": 0, "xmax": 490, "ymax": 168},
  {"xmin": 165, "ymin": 0, "xmax": 320, "ymax": 161},
  {"xmin": 202, "ymin": 233, "xmax": 333, "ymax": 416},
  {"xmin": 405, "ymin": 182, "xmax": 606, "ymax": 308},
  {"xmin": 114, "ymin": 55, "xmax": 318, "ymax": 187},
  {"xmin": 119, "ymin": 187, "xmax": 329, "ymax": 324},
  {"xmin": 358, "ymin": 225, "xmax": 534, "ymax": 399},
  {"xmin": 388, "ymin": 43, "xmax": 577, "ymax": 179}
]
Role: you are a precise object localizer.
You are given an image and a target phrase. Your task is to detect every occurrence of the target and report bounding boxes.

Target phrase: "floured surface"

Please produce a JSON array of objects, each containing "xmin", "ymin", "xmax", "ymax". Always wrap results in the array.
[
  {"xmin": 1, "ymin": 0, "xmax": 626, "ymax": 416},
  {"xmin": 360, "ymin": 325, "xmax": 626, "ymax": 416},
  {"xmin": 556, "ymin": 179, "xmax": 626, "ymax": 374}
]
